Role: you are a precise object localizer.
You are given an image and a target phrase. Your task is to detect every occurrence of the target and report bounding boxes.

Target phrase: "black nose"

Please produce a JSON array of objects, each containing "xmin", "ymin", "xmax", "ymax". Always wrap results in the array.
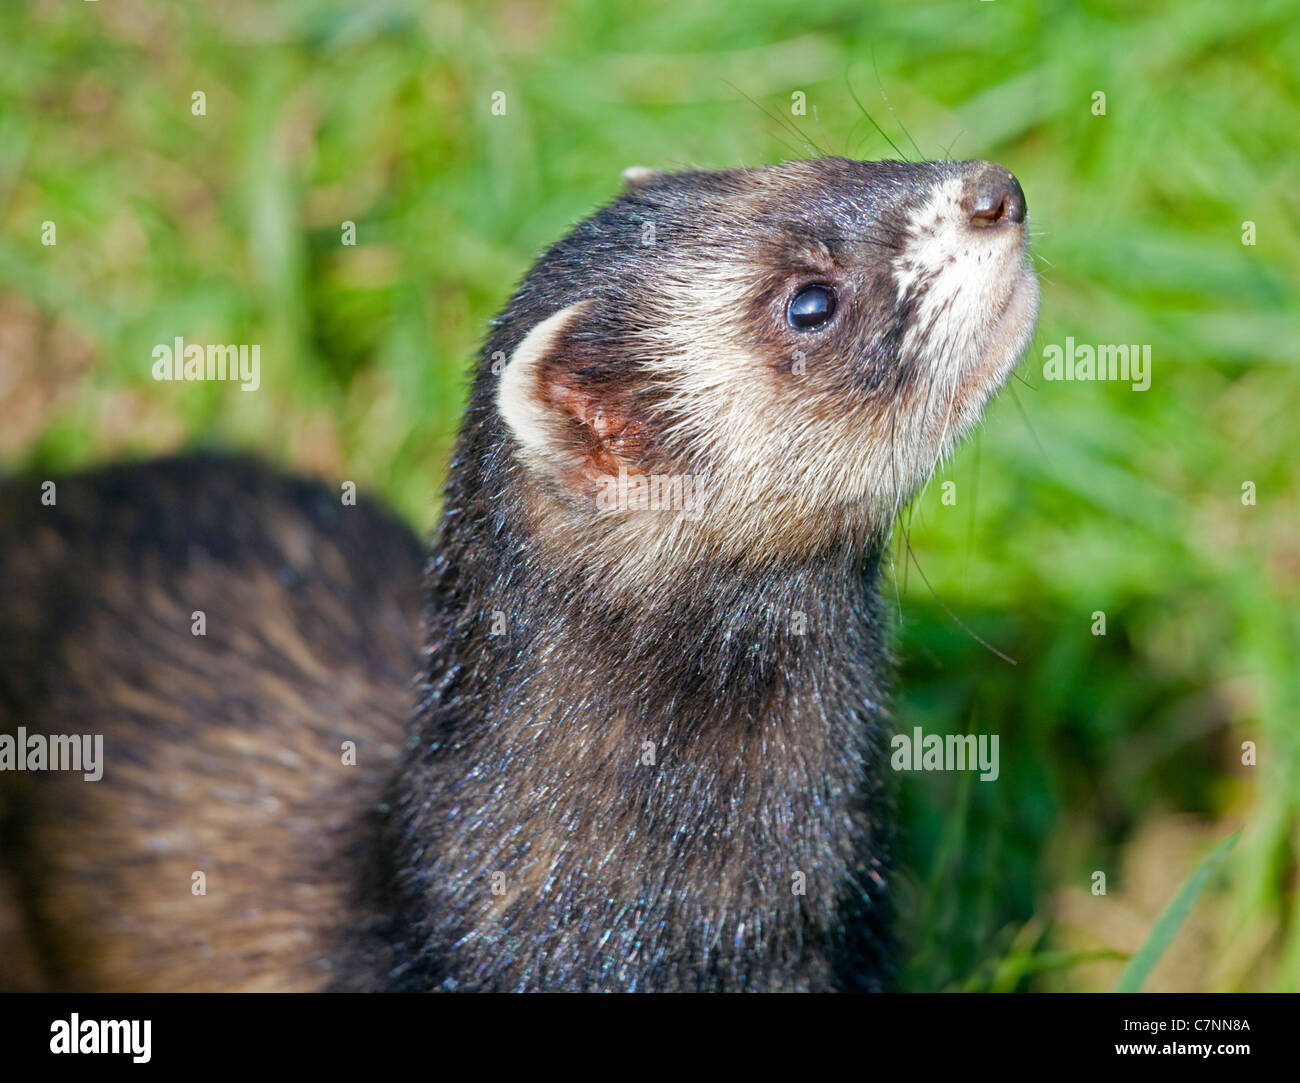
[{"xmin": 967, "ymin": 164, "xmax": 1026, "ymax": 227}]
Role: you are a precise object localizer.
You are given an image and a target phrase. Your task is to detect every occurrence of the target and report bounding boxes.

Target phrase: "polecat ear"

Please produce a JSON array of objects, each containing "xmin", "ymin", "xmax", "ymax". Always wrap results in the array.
[
  {"xmin": 621, "ymin": 165, "xmax": 661, "ymax": 189},
  {"xmin": 496, "ymin": 303, "xmax": 644, "ymax": 494}
]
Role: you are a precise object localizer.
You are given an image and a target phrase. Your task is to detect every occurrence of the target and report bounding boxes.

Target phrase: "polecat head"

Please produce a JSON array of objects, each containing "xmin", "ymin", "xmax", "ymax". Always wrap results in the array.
[{"xmin": 488, "ymin": 157, "xmax": 1038, "ymax": 577}]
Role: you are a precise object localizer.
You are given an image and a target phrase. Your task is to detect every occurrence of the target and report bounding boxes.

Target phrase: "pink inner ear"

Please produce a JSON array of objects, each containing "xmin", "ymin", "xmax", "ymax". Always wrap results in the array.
[{"xmin": 542, "ymin": 376, "xmax": 645, "ymax": 491}]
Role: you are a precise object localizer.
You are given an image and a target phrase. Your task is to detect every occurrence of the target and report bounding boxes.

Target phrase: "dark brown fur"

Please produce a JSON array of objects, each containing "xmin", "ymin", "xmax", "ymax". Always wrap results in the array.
[{"xmin": 0, "ymin": 455, "xmax": 423, "ymax": 990}]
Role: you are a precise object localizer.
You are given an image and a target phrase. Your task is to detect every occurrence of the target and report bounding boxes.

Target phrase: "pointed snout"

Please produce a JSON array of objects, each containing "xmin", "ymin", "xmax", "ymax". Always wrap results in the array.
[{"xmin": 964, "ymin": 163, "xmax": 1026, "ymax": 228}]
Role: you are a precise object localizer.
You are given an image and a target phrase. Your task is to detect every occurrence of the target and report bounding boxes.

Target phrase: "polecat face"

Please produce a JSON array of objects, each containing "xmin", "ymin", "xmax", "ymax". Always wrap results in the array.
[{"xmin": 495, "ymin": 157, "xmax": 1038, "ymax": 572}]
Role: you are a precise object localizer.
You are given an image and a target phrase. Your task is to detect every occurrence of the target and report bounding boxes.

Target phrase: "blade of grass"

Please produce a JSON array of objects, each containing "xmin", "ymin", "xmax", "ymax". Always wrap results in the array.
[{"xmin": 1113, "ymin": 829, "xmax": 1242, "ymax": 993}]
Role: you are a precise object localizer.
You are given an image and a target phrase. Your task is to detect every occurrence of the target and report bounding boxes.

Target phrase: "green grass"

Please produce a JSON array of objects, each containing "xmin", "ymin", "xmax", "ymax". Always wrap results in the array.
[
  {"xmin": 1, "ymin": 0, "xmax": 1297, "ymax": 990},
  {"xmin": 1114, "ymin": 830, "xmax": 1241, "ymax": 992}
]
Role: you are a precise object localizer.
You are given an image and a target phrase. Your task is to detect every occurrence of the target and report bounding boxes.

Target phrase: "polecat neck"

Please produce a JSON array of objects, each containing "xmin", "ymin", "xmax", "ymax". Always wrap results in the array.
[{"xmin": 376, "ymin": 499, "xmax": 895, "ymax": 991}]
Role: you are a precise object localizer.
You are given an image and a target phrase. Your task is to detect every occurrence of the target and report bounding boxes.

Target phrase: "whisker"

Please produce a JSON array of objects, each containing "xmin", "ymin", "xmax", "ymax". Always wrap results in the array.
[
  {"xmin": 846, "ymin": 75, "xmax": 909, "ymax": 162},
  {"xmin": 873, "ymin": 54, "xmax": 926, "ymax": 161},
  {"xmin": 904, "ymin": 537, "xmax": 1018, "ymax": 665},
  {"xmin": 725, "ymin": 80, "xmax": 822, "ymax": 159},
  {"xmin": 1007, "ymin": 383, "xmax": 1051, "ymax": 469}
]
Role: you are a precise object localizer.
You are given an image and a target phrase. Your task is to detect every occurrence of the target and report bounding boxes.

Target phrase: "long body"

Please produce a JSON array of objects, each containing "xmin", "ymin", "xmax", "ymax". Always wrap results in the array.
[{"xmin": 0, "ymin": 156, "xmax": 1037, "ymax": 991}]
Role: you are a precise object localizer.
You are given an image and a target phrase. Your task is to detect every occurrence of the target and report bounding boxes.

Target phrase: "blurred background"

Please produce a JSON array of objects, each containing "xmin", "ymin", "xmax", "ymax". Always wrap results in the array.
[{"xmin": 1, "ymin": 0, "xmax": 1296, "ymax": 991}]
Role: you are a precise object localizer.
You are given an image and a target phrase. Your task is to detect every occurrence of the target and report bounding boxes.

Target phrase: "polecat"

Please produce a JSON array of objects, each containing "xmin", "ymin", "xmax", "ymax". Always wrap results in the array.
[{"xmin": 0, "ymin": 156, "xmax": 1037, "ymax": 992}]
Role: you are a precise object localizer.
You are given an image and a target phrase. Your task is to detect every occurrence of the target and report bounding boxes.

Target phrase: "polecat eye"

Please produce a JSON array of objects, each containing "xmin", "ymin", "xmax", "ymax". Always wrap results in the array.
[{"xmin": 786, "ymin": 284, "xmax": 836, "ymax": 330}]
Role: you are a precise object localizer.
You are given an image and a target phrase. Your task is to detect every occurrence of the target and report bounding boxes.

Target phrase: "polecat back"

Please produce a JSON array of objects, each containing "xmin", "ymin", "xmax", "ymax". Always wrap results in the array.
[{"xmin": 0, "ymin": 456, "xmax": 424, "ymax": 990}]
